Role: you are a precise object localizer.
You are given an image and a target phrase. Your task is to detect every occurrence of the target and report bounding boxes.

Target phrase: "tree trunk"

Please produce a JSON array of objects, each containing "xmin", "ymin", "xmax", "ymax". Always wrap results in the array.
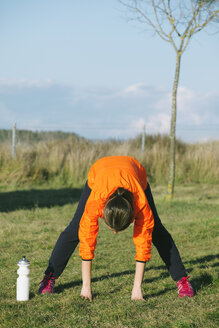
[{"xmin": 167, "ymin": 53, "xmax": 181, "ymax": 199}]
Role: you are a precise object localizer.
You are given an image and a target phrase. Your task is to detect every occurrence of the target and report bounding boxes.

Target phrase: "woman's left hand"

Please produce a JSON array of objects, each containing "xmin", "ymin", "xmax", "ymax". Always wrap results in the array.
[{"xmin": 131, "ymin": 286, "xmax": 145, "ymax": 301}]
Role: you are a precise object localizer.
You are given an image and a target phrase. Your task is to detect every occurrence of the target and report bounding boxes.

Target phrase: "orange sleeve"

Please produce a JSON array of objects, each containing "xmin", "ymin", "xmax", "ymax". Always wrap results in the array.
[
  {"xmin": 133, "ymin": 202, "xmax": 154, "ymax": 262},
  {"xmin": 78, "ymin": 192, "xmax": 100, "ymax": 260}
]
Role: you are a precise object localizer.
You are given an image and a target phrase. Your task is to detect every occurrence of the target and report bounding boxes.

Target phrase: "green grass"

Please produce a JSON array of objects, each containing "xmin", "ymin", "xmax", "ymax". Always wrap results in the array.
[{"xmin": 0, "ymin": 184, "xmax": 218, "ymax": 328}]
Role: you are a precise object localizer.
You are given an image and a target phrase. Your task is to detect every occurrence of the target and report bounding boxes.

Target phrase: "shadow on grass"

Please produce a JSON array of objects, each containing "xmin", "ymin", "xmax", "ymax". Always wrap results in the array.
[
  {"xmin": 0, "ymin": 188, "xmax": 83, "ymax": 212},
  {"xmin": 147, "ymin": 254, "xmax": 219, "ymax": 277},
  {"xmin": 184, "ymin": 254, "xmax": 219, "ymax": 275},
  {"xmin": 54, "ymin": 253, "xmax": 218, "ymax": 294},
  {"xmin": 146, "ymin": 286, "xmax": 175, "ymax": 299},
  {"xmin": 191, "ymin": 273, "xmax": 214, "ymax": 293},
  {"xmin": 184, "ymin": 254, "xmax": 219, "ymax": 266},
  {"xmin": 34, "ymin": 254, "xmax": 217, "ymax": 298},
  {"xmin": 55, "ymin": 270, "xmax": 170, "ymax": 294},
  {"xmin": 55, "ymin": 270, "xmax": 135, "ymax": 294},
  {"xmin": 29, "ymin": 292, "xmax": 36, "ymax": 300}
]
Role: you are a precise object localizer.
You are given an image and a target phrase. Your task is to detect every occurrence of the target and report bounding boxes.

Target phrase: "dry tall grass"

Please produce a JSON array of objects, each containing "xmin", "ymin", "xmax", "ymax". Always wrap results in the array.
[{"xmin": 0, "ymin": 134, "xmax": 218, "ymax": 187}]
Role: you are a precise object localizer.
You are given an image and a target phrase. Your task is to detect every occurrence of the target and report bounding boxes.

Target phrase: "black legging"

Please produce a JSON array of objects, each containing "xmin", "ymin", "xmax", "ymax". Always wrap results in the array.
[
  {"xmin": 145, "ymin": 183, "xmax": 186, "ymax": 281},
  {"xmin": 45, "ymin": 182, "xmax": 186, "ymax": 281}
]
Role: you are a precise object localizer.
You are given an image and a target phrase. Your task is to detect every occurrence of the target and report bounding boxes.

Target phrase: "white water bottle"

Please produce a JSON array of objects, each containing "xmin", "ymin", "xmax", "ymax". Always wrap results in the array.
[{"xmin": 16, "ymin": 256, "xmax": 30, "ymax": 301}]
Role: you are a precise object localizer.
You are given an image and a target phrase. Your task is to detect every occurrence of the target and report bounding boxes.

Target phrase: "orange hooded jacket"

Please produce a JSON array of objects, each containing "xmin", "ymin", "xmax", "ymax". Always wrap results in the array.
[{"xmin": 78, "ymin": 156, "xmax": 154, "ymax": 262}]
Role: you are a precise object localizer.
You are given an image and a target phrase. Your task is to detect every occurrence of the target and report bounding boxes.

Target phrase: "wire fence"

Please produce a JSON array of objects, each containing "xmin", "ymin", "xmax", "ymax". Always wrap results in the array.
[{"xmin": 1, "ymin": 123, "xmax": 218, "ymax": 159}]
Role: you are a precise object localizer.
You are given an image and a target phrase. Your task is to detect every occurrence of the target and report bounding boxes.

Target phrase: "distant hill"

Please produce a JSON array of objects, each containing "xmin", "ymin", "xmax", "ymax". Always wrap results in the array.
[{"xmin": 0, "ymin": 129, "xmax": 82, "ymax": 144}]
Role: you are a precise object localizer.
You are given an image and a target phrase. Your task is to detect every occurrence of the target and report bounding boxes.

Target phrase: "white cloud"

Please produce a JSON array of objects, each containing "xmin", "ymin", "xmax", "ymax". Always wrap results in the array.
[
  {"xmin": 128, "ymin": 118, "xmax": 146, "ymax": 137},
  {"xmin": 131, "ymin": 118, "xmax": 146, "ymax": 130},
  {"xmin": 147, "ymin": 113, "xmax": 170, "ymax": 134},
  {"xmin": 120, "ymin": 83, "xmax": 167, "ymax": 99},
  {"xmin": 0, "ymin": 102, "xmax": 15, "ymax": 124},
  {"xmin": 177, "ymin": 86, "xmax": 219, "ymax": 127},
  {"xmin": 154, "ymin": 92, "xmax": 171, "ymax": 112},
  {"xmin": 122, "ymin": 83, "xmax": 146, "ymax": 94},
  {"xmin": 0, "ymin": 79, "xmax": 218, "ymax": 142},
  {"xmin": 17, "ymin": 119, "xmax": 43, "ymax": 130},
  {"xmin": 0, "ymin": 78, "xmax": 54, "ymax": 92}
]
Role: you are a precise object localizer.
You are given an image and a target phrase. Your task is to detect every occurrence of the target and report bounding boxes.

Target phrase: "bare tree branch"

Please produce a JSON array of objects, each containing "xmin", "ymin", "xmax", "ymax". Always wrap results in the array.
[
  {"xmin": 152, "ymin": 0, "xmax": 170, "ymax": 39},
  {"xmin": 119, "ymin": 0, "xmax": 171, "ymax": 41},
  {"xmin": 118, "ymin": 0, "xmax": 219, "ymax": 198}
]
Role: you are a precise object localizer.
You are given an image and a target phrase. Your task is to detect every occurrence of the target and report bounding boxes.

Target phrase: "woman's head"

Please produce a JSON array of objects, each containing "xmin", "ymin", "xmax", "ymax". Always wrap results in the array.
[{"xmin": 103, "ymin": 188, "xmax": 134, "ymax": 232}]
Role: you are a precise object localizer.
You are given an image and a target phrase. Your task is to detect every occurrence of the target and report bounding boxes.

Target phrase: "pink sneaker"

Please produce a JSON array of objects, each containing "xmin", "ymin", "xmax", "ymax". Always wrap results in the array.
[
  {"xmin": 38, "ymin": 274, "xmax": 56, "ymax": 294},
  {"xmin": 177, "ymin": 276, "xmax": 194, "ymax": 298}
]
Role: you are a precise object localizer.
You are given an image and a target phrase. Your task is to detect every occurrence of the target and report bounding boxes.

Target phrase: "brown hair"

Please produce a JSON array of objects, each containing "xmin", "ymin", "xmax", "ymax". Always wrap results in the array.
[{"xmin": 103, "ymin": 188, "xmax": 134, "ymax": 231}]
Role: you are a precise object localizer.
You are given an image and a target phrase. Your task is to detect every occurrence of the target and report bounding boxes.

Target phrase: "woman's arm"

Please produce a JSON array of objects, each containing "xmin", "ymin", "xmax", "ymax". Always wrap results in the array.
[
  {"xmin": 80, "ymin": 260, "xmax": 92, "ymax": 302},
  {"xmin": 133, "ymin": 206, "xmax": 154, "ymax": 262},
  {"xmin": 78, "ymin": 196, "xmax": 100, "ymax": 261},
  {"xmin": 131, "ymin": 261, "xmax": 146, "ymax": 301}
]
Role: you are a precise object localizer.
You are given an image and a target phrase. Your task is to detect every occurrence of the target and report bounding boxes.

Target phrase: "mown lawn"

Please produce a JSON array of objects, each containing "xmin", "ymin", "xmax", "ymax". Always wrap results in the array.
[{"xmin": 0, "ymin": 184, "xmax": 218, "ymax": 328}]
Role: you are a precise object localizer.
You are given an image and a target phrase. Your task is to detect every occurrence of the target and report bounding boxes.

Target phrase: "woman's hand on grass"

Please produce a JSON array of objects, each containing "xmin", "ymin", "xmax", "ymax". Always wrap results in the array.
[
  {"xmin": 80, "ymin": 287, "xmax": 92, "ymax": 302},
  {"xmin": 81, "ymin": 260, "xmax": 92, "ymax": 301},
  {"xmin": 131, "ymin": 286, "xmax": 145, "ymax": 301},
  {"xmin": 131, "ymin": 261, "xmax": 146, "ymax": 301}
]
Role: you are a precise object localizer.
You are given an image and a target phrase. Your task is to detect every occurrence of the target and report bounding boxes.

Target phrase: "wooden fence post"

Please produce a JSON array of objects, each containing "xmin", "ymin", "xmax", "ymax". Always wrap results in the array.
[
  {"xmin": 141, "ymin": 125, "xmax": 146, "ymax": 154},
  {"xmin": 12, "ymin": 123, "xmax": 16, "ymax": 158}
]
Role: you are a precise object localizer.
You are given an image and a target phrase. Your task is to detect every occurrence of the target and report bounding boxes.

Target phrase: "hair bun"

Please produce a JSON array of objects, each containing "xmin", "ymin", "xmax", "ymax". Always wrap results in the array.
[
  {"xmin": 106, "ymin": 187, "xmax": 133, "ymax": 209},
  {"xmin": 115, "ymin": 188, "xmax": 133, "ymax": 209},
  {"xmin": 116, "ymin": 188, "xmax": 126, "ymax": 197}
]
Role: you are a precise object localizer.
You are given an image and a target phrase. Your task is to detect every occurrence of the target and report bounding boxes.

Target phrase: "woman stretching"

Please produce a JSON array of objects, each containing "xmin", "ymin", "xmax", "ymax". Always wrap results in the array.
[{"xmin": 38, "ymin": 156, "xmax": 194, "ymax": 301}]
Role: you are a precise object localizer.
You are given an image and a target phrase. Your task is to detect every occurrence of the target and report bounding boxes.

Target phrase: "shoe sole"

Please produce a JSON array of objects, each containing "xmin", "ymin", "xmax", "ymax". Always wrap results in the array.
[
  {"xmin": 41, "ymin": 291, "xmax": 54, "ymax": 295},
  {"xmin": 178, "ymin": 295, "xmax": 194, "ymax": 298}
]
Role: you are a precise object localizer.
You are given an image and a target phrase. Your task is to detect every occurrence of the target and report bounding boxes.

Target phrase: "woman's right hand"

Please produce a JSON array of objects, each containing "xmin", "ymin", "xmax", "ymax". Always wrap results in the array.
[
  {"xmin": 81, "ymin": 260, "xmax": 92, "ymax": 301},
  {"xmin": 80, "ymin": 286, "xmax": 92, "ymax": 302}
]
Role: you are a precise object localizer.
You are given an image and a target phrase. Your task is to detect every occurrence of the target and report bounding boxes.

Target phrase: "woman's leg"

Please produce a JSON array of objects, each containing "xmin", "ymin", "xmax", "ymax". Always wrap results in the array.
[
  {"xmin": 45, "ymin": 181, "xmax": 91, "ymax": 278},
  {"xmin": 145, "ymin": 183, "xmax": 187, "ymax": 281}
]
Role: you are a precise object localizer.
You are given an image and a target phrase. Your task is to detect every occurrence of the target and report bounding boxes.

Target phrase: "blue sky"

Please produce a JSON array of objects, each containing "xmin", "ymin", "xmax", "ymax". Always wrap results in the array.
[{"xmin": 0, "ymin": 0, "xmax": 218, "ymax": 142}]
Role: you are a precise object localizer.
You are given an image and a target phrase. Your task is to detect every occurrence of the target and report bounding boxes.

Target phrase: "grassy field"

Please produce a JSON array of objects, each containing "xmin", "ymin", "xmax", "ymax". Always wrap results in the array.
[{"xmin": 0, "ymin": 184, "xmax": 218, "ymax": 328}]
